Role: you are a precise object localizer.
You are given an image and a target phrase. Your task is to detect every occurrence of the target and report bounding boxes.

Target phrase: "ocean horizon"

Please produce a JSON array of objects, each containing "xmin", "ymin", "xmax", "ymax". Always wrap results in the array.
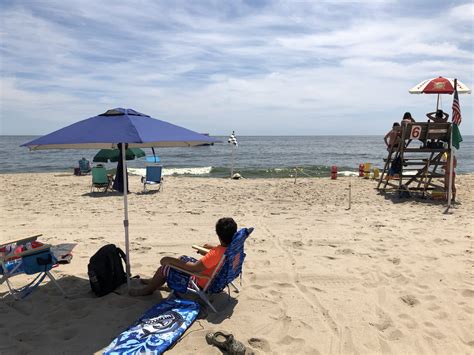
[{"xmin": 2, "ymin": 135, "xmax": 473, "ymax": 177}]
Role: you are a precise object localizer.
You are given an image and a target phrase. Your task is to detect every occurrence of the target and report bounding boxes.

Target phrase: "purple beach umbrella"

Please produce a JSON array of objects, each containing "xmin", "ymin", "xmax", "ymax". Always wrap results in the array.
[{"xmin": 22, "ymin": 108, "xmax": 220, "ymax": 287}]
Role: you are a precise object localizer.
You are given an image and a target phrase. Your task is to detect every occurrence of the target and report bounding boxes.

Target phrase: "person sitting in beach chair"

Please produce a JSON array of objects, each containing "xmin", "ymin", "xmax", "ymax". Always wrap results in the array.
[
  {"xmin": 78, "ymin": 157, "xmax": 91, "ymax": 175},
  {"xmin": 129, "ymin": 217, "xmax": 237, "ymax": 292},
  {"xmin": 401, "ymin": 112, "xmax": 415, "ymax": 124},
  {"xmin": 129, "ymin": 218, "xmax": 252, "ymax": 312},
  {"xmin": 426, "ymin": 109, "xmax": 449, "ymax": 123}
]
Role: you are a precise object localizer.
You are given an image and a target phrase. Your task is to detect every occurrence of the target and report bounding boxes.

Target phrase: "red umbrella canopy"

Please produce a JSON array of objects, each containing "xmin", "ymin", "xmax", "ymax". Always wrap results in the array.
[{"xmin": 409, "ymin": 77, "xmax": 471, "ymax": 94}]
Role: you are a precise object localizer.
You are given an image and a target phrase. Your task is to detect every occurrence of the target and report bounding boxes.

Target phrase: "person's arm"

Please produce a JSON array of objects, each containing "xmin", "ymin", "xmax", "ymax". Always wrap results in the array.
[
  {"xmin": 384, "ymin": 131, "xmax": 391, "ymax": 146},
  {"xmin": 426, "ymin": 112, "xmax": 435, "ymax": 120},
  {"xmin": 160, "ymin": 256, "xmax": 206, "ymax": 273}
]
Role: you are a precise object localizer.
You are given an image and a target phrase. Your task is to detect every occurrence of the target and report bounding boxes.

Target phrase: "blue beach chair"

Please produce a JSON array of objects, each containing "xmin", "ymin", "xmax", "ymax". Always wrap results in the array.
[
  {"xmin": 167, "ymin": 227, "xmax": 254, "ymax": 312},
  {"xmin": 141, "ymin": 165, "xmax": 163, "ymax": 192},
  {"xmin": 0, "ymin": 235, "xmax": 66, "ymax": 300}
]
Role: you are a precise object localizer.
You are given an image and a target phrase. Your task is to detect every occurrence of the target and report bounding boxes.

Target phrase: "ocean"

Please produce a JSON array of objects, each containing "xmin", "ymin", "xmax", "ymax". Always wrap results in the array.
[{"xmin": 1, "ymin": 135, "xmax": 473, "ymax": 178}]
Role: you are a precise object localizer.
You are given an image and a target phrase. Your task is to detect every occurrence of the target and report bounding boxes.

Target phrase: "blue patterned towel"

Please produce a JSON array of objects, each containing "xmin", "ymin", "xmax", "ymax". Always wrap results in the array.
[{"xmin": 103, "ymin": 298, "xmax": 200, "ymax": 354}]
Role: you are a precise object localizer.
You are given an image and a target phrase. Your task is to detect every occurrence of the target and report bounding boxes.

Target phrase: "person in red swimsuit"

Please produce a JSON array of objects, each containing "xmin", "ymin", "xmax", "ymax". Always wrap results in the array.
[{"xmin": 129, "ymin": 217, "xmax": 237, "ymax": 296}]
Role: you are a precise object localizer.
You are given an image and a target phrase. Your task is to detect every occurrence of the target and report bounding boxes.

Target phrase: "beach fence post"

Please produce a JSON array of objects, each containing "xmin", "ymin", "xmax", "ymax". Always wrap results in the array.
[
  {"xmin": 120, "ymin": 143, "xmax": 131, "ymax": 288},
  {"xmin": 228, "ymin": 131, "xmax": 238, "ymax": 178},
  {"xmin": 348, "ymin": 177, "xmax": 352, "ymax": 210}
]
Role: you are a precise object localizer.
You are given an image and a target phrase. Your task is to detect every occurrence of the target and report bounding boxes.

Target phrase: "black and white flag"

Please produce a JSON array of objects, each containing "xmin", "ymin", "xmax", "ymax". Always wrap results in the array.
[{"xmin": 228, "ymin": 131, "xmax": 238, "ymax": 146}]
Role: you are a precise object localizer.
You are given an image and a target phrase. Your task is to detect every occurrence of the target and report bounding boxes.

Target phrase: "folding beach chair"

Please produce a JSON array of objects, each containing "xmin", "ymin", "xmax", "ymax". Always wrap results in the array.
[
  {"xmin": 91, "ymin": 166, "xmax": 111, "ymax": 192},
  {"xmin": 141, "ymin": 165, "xmax": 163, "ymax": 192},
  {"xmin": 167, "ymin": 227, "xmax": 254, "ymax": 312},
  {"xmin": 0, "ymin": 235, "xmax": 66, "ymax": 300}
]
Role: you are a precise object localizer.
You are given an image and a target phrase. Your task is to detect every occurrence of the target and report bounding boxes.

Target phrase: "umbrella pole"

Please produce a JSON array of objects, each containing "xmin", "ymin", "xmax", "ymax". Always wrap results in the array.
[
  {"xmin": 436, "ymin": 94, "xmax": 440, "ymax": 111},
  {"xmin": 121, "ymin": 143, "xmax": 131, "ymax": 288}
]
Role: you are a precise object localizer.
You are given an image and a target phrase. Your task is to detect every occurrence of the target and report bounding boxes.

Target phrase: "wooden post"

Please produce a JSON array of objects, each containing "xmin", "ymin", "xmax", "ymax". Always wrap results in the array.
[
  {"xmin": 230, "ymin": 144, "xmax": 235, "ymax": 178},
  {"xmin": 348, "ymin": 177, "xmax": 352, "ymax": 210}
]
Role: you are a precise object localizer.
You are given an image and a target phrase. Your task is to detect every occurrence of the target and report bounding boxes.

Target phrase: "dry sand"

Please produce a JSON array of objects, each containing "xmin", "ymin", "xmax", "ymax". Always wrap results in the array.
[{"xmin": 1, "ymin": 172, "xmax": 473, "ymax": 354}]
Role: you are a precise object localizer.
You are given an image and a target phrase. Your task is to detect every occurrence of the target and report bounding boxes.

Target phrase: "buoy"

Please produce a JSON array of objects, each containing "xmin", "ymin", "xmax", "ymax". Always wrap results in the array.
[
  {"xmin": 364, "ymin": 162, "xmax": 372, "ymax": 178},
  {"xmin": 331, "ymin": 165, "xmax": 337, "ymax": 179},
  {"xmin": 373, "ymin": 167, "xmax": 380, "ymax": 179},
  {"xmin": 359, "ymin": 164, "xmax": 364, "ymax": 177}
]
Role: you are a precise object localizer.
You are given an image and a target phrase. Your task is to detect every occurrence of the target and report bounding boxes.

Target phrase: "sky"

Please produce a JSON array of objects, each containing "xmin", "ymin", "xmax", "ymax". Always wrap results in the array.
[{"xmin": 0, "ymin": 0, "xmax": 473, "ymax": 136}]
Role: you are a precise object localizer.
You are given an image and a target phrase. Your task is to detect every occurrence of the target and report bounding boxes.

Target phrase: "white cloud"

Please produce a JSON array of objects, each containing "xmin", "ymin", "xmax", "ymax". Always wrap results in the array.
[
  {"xmin": 450, "ymin": 3, "xmax": 474, "ymax": 22},
  {"xmin": 0, "ymin": 0, "xmax": 472, "ymax": 135}
]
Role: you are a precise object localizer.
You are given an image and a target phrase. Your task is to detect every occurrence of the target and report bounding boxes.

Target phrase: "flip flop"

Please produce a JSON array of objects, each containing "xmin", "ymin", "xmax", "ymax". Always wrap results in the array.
[{"xmin": 206, "ymin": 331, "xmax": 247, "ymax": 355}]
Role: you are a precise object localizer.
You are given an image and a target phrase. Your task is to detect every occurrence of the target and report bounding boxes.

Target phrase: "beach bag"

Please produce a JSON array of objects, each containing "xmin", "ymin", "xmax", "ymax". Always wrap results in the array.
[
  {"xmin": 88, "ymin": 244, "xmax": 127, "ymax": 297},
  {"xmin": 22, "ymin": 250, "xmax": 56, "ymax": 275}
]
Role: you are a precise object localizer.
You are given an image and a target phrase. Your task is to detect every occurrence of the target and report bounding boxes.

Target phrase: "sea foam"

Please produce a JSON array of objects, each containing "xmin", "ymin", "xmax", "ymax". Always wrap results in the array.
[{"xmin": 128, "ymin": 167, "xmax": 212, "ymax": 177}]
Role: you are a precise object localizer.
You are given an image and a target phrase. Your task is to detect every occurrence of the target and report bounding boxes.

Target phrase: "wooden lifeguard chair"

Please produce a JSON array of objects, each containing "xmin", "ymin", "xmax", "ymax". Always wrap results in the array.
[{"xmin": 377, "ymin": 121, "xmax": 452, "ymax": 197}]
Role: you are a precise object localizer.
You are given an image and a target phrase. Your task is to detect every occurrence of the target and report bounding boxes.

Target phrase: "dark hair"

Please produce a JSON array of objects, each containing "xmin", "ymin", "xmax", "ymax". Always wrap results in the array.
[
  {"xmin": 402, "ymin": 112, "xmax": 412, "ymax": 121},
  {"xmin": 215, "ymin": 217, "xmax": 237, "ymax": 245},
  {"xmin": 436, "ymin": 109, "xmax": 444, "ymax": 118},
  {"xmin": 392, "ymin": 122, "xmax": 400, "ymax": 128}
]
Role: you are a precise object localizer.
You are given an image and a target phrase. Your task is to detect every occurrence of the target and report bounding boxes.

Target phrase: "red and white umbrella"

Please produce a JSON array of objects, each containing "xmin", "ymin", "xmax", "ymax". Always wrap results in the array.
[
  {"xmin": 409, "ymin": 76, "xmax": 471, "ymax": 111},
  {"xmin": 409, "ymin": 76, "xmax": 471, "ymax": 94}
]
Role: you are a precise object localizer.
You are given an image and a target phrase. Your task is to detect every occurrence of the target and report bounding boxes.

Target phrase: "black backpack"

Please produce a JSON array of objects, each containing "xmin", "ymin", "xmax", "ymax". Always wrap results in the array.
[{"xmin": 88, "ymin": 244, "xmax": 127, "ymax": 297}]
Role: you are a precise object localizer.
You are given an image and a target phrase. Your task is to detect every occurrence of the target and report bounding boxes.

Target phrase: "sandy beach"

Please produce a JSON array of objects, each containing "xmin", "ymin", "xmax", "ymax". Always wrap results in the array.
[{"xmin": 1, "ymin": 172, "xmax": 473, "ymax": 354}]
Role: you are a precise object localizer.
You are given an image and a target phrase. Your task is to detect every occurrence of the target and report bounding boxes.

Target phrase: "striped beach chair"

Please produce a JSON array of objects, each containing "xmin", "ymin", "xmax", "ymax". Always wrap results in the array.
[
  {"xmin": 166, "ymin": 227, "xmax": 254, "ymax": 312},
  {"xmin": 0, "ymin": 235, "xmax": 66, "ymax": 300}
]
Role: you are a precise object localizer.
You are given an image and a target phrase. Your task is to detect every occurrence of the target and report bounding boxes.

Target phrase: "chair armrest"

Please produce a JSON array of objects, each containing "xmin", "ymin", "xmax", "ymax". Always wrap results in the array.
[
  {"xmin": 192, "ymin": 245, "xmax": 210, "ymax": 255},
  {"xmin": 3, "ymin": 244, "xmax": 52, "ymax": 261},
  {"xmin": 0, "ymin": 234, "xmax": 43, "ymax": 248},
  {"xmin": 167, "ymin": 264, "xmax": 211, "ymax": 279}
]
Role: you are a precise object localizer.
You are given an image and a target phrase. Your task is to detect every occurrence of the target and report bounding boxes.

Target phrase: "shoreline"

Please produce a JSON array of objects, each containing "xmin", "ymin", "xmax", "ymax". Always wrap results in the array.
[
  {"xmin": 2, "ymin": 170, "xmax": 474, "ymax": 177},
  {"xmin": 1, "ymin": 173, "xmax": 473, "ymax": 354}
]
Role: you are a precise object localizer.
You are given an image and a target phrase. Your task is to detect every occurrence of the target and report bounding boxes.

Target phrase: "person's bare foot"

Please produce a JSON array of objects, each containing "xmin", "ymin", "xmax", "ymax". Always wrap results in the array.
[{"xmin": 128, "ymin": 287, "xmax": 153, "ymax": 297}]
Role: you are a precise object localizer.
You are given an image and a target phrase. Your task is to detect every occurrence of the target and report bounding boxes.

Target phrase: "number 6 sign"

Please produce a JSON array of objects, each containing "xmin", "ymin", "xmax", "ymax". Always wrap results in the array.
[{"xmin": 410, "ymin": 125, "xmax": 422, "ymax": 140}]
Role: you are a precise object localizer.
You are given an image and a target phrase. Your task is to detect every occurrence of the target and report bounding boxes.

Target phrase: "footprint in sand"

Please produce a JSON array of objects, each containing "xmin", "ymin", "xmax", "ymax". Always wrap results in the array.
[
  {"xmin": 248, "ymin": 337, "xmax": 271, "ymax": 352},
  {"xmin": 292, "ymin": 241, "xmax": 304, "ymax": 248},
  {"xmin": 400, "ymin": 295, "xmax": 419, "ymax": 306},
  {"xmin": 14, "ymin": 330, "xmax": 40, "ymax": 342},
  {"xmin": 369, "ymin": 308, "xmax": 393, "ymax": 332},
  {"xmin": 60, "ymin": 327, "xmax": 78, "ymax": 341},
  {"xmin": 461, "ymin": 289, "xmax": 474, "ymax": 298},
  {"xmin": 398, "ymin": 313, "xmax": 418, "ymax": 329},
  {"xmin": 387, "ymin": 257, "xmax": 401, "ymax": 265},
  {"xmin": 335, "ymin": 248, "xmax": 355, "ymax": 255}
]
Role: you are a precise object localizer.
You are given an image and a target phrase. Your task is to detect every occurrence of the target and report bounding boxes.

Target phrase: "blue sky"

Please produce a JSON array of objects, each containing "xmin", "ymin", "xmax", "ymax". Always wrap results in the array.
[{"xmin": 1, "ymin": 0, "xmax": 472, "ymax": 135}]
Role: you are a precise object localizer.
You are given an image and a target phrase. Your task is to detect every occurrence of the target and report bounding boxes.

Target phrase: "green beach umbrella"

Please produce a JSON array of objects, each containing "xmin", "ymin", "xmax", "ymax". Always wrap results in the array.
[{"xmin": 93, "ymin": 148, "xmax": 146, "ymax": 162}]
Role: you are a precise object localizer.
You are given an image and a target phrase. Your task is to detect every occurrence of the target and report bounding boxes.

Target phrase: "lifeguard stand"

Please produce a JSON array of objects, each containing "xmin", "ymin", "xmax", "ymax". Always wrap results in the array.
[{"xmin": 377, "ymin": 122, "xmax": 452, "ymax": 197}]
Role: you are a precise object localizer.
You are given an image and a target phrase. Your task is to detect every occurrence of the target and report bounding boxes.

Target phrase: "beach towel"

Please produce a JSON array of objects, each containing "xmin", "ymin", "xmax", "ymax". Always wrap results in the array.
[{"xmin": 103, "ymin": 298, "xmax": 200, "ymax": 354}]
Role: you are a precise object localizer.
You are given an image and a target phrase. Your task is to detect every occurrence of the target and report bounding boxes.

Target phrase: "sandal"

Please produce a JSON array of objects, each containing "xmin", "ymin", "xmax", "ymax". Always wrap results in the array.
[{"xmin": 206, "ymin": 331, "xmax": 247, "ymax": 355}]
